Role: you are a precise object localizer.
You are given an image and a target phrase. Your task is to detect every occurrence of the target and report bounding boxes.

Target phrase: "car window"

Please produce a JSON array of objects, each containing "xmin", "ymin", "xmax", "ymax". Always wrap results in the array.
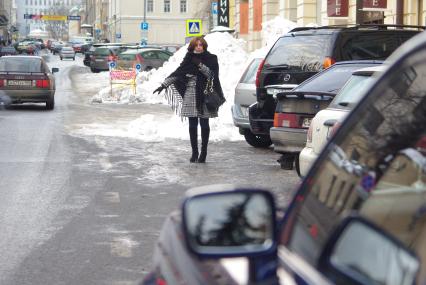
[
  {"xmin": 329, "ymin": 73, "xmax": 377, "ymax": 109},
  {"xmin": 0, "ymin": 57, "xmax": 43, "ymax": 72},
  {"xmin": 281, "ymin": 53, "xmax": 426, "ymax": 282},
  {"xmin": 265, "ymin": 34, "xmax": 333, "ymax": 71},
  {"xmin": 119, "ymin": 53, "xmax": 136, "ymax": 60},
  {"xmin": 142, "ymin": 51, "xmax": 159, "ymax": 59},
  {"xmin": 240, "ymin": 58, "xmax": 262, "ymax": 84},
  {"xmin": 94, "ymin": 48, "xmax": 111, "ymax": 56},
  {"xmin": 297, "ymin": 63, "xmax": 380, "ymax": 93},
  {"xmin": 341, "ymin": 32, "xmax": 419, "ymax": 60},
  {"xmin": 157, "ymin": 51, "xmax": 171, "ymax": 60}
]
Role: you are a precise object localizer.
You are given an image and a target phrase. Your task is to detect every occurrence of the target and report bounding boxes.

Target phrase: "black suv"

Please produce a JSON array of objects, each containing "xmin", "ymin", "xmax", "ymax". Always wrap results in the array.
[{"xmin": 249, "ymin": 24, "xmax": 424, "ymax": 140}]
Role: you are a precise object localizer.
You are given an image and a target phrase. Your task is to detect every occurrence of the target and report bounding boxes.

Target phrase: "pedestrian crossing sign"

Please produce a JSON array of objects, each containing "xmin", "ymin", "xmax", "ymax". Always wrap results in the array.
[{"xmin": 186, "ymin": 19, "xmax": 202, "ymax": 37}]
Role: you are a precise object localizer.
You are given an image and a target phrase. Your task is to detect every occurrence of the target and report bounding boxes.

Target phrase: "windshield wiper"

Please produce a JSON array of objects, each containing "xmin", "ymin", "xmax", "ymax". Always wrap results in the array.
[{"xmin": 338, "ymin": 102, "xmax": 350, "ymax": 107}]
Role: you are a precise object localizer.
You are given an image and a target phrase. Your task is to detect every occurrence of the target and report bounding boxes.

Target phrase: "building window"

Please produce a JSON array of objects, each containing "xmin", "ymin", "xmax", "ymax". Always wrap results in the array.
[
  {"xmin": 180, "ymin": 0, "xmax": 187, "ymax": 13},
  {"xmin": 44, "ymin": 0, "xmax": 46, "ymax": 5},
  {"xmin": 25, "ymin": 0, "xmax": 28, "ymax": 5},
  {"xmin": 147, "ymin": 0, "xmax": 153, "ymax": 12},
  {"xmin": 164, "ymin": 0, "xmax": 170, "ymax": 12}
]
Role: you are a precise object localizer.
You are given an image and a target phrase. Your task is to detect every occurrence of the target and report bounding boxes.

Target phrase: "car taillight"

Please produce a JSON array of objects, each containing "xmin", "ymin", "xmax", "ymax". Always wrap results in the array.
[
  {"xmin": 0, "ymin": 79, "xmax": 5, "ymax": 87},
  {"xmin": 323, "ymin": 57, "xmax": 336, "ymax": 69},
  {"xmin": 415, "ymin": 136, "xmax": 426, "ymax": 153},
  {"xmin": 36, "ymin": 79, "xmax": 50, "ymax": 88},
  {"xmin": 307, "ymin": 123, "xmax": 313, "ymax": 143},
  {"xmin": 274, "ymin": 113, "xmax": 307, "ymax": 128},
  {"xmin": 255, "ymin": 59, "xmax": 265, "ymax": 88}
]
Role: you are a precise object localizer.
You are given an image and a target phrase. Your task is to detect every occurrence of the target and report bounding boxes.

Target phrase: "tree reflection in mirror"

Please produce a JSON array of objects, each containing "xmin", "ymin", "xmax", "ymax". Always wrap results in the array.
[{"xmin": 185, "ymin": 192, "xmax": 274, "ymax": 255}]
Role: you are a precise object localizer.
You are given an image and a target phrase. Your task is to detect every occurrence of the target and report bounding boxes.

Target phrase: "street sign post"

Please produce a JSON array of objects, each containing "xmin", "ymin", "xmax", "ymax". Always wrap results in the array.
[
  {"xmin": 135, "ymin": 63, "xmax": 142, "ymax": 73},
  {"xmin": 109, "ymin": 61, "xmax": 116, "ymax": 70},
  {"xmin": 185, "ymin": 19, "xmax": 202, "ymax": 37}
]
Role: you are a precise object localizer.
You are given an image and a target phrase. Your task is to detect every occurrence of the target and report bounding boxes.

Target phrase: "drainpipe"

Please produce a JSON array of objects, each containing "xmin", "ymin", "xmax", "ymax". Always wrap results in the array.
[{"xmin": 396, "ymin": 0, "xmax": 403, "ymax": 25}]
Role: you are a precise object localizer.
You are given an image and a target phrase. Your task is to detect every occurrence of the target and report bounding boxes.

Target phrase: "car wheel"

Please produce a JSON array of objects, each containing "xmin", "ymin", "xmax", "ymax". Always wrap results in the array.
[
  {"xmin": 60, "ymin": 57, "xmax": 62, "ymax": 60},
  {"xmin": 73, "ymin": 58, "xmax": 75, "ymax": 61},
  {"xmin": 46, "ymin": 97, "xmax": 54, "ymax": 110},
  {"xmin": 243, "ymin": 129, "xmax": 272, "ymax": 148}
]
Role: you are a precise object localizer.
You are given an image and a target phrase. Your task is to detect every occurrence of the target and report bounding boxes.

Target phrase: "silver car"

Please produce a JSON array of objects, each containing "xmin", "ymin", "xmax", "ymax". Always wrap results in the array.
[
  {"xmin": 59, "ymin": 46, "xmax": 76, "ymax": 60},
  {"xmin": 232, "ymin": 57, "xmax": 272, "ymax": 148}
]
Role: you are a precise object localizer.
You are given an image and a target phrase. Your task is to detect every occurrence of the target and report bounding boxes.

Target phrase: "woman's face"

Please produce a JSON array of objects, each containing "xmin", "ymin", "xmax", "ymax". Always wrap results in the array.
[{"xmin": 194, "ymin": 41, "xmax": 204, "ymax": 53}]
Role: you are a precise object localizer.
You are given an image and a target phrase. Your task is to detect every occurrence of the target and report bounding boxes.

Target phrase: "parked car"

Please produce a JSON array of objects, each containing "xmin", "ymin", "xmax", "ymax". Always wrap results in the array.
[
  {"xmin": 117, "ymin": 48, "xmax": 173, "ymax": 71},
  {"xmin": 59, "ymin": 46, "xmax": 76, "ymax": 60},
  {"xmin": 231, "ymin": 57, "xmax": 271, "ymax": 147},
  {"xmin": 89, "ymin": 45, "xmax": 128, "ymax": 72},
  {"xmin": 142, "ymin": 31, "xmax": 426, "ymax": 285},
  {"xmin": 0, "ymin": 56, "xmax": 59, "ymax": 109},
  {"xmin": 249, "ymin": 24, "xmax": 424, "ymax": 144},
  {"xmin": 299, "ymin": 65, "xmax": 386, "ymax": 177},
  {"xmin": 271, "ymin": 60, "xmax": 383, "ymax": 172},
  {"xmin": 15, "ymin": 41, "xmax": 37, "ymax": 55}
]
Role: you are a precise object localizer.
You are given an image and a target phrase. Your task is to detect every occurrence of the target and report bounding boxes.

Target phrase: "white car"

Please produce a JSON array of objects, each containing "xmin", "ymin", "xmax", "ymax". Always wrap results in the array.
[
  {"xmin": 299, "ymin": 65, "xmax": 386, "ymax": 177},
  {"xmin": 59, "ymin": 46, "xmax": 76, "ymax": 60}
]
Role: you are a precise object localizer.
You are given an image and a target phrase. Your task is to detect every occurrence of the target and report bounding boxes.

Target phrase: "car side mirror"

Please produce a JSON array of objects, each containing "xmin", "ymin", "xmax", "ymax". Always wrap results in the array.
[
  {"xmin": 182, "ymin": 185, "xmax": 277, "ymax": 258},
  {"xmin": 52, "ymin": 68, "xmax": 59, "ymax": 73},
  {"xmin": 318, "ymin": 215, "xmax": 420, "ymax": 285}
]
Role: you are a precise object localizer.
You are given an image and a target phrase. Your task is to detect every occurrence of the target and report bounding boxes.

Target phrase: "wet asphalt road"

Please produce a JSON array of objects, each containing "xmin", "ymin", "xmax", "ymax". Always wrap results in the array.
[{"xmin": 0, "ymin": 52, "xmax": 300, "ymax": 284}]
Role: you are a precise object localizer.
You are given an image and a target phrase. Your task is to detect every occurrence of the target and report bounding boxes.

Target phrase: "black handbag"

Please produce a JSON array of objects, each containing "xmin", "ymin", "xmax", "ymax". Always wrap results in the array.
[{"xmin": 203, "ymin": 77, "xmax": 225, "ymax": 112}]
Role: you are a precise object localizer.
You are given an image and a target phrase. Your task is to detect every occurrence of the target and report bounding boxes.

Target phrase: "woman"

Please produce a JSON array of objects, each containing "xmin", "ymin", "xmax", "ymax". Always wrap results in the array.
[{"xmin": 153, "ymin": 37, "xmax": 225, "ymax": 163}]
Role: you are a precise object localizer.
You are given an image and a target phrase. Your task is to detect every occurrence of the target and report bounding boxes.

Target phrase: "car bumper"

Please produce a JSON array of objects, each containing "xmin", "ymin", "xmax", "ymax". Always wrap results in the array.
[
  {"xmin": 270, "ymin": 127, "xmax": 307, "ymax": 153},
  {"xmin": 299, "ymin": 146, "xmax": 317, "ymax": 177},
  {"xmin": 2, "ymin": 89, "xmax": 54, "ymax": 103},
  {"xmin": 231, "ymin": 104, "xmax": 250, "ymax": 130}
]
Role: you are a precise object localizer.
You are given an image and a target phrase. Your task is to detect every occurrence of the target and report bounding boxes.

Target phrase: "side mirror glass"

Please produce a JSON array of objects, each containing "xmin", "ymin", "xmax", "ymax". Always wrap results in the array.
[
  {"xmin": 52, "ymin": 68, "xmax": 59, "ymax": 74},
  {"xmin": 319, "ymin": 216, "xmax": 419, "ymax": 285},
  {"xmin": 182, "ymin": 187, "xmax": 276, "ymax": 258}
]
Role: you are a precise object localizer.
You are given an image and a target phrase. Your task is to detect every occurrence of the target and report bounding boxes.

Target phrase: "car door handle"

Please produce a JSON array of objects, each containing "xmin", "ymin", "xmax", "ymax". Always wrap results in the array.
[{"xmin": 324, "ymin": 119, "xmax": 337, "ymax": 127}]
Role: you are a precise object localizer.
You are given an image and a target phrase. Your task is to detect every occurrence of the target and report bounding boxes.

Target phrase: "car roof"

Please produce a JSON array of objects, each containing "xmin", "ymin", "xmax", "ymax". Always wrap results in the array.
[
  {"xmin": 120, "ymin": 48, "xmax": 164, "ymax": 54},
  {"xmin": 352, "ymin": 65, "xmax": 387, "ymax": 75},
  {"xmin": 287, "ymin": 24, "xmax": 425, "ymax": 35},
  {"xmin": 2, "ymin": 55, "xmax": 43, "ymax": 59}
]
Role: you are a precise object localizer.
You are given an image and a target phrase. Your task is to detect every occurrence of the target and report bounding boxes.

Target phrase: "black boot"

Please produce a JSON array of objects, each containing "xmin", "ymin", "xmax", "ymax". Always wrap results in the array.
[
  {"xmin": 189, "ymin": 126, "xmax": 198, "ymax": 163},
  {"xmin": 198, "ymin": 127, "xmax": 210, "ymax": 163}
]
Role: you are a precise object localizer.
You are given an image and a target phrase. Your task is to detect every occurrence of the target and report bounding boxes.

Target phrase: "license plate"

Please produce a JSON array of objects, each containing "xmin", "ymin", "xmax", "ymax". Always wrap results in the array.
[
  {"xmin": 95, "ymin": 59, "xmax": 104, "ymax": 62},
  {"xmin": 8, "ymin": 80, "xmax": 31, "ymax": 86},
  {"xmin": 302, "ymin": 118, "xmax": 312, "ymax": 128}
]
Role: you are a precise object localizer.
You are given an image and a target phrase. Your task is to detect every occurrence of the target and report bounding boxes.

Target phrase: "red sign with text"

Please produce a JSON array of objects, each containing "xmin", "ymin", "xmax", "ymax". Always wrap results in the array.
[
  {"xmin": 363, "ymin": 0, "xmax": 387, "ymax": 9},
  {"xmin": 327, "ymin": 0, "xmax": 349, "ymax": 17}
]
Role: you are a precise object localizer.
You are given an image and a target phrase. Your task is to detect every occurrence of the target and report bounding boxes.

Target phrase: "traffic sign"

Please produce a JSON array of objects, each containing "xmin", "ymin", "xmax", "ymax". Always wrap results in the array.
[
  {"xmin": 116, "ymin": 33, "xmax": 121, "ymax": 39},
  {"xmin": 186, "ymin": 19, "xmax": 202, "ymax": 37},
  {"xmin": 135, "ymin": 64, "xmax": 142, "ymax": 72},
  {"xmin": 141, "ymin": 22, "xmax": 149, "ymax": 30},
  {"xmin": 211, "ymin": 3, "xmax": 218, "ymax": 15},
  {"xmin": 109, "ymin": 61, "xmax": 116, "ymax": 69}
]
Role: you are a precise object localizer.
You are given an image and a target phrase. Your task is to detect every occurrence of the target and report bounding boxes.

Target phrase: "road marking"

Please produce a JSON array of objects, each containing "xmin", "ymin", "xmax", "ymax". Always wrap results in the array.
[{"xmin": 104, "ymin": 192, "xmax": 120, "ymax": 203}]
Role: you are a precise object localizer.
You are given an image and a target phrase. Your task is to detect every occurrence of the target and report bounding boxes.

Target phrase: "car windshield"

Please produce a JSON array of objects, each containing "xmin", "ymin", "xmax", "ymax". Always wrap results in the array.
[
  {"xmin": 94, "ymin": 48, "xmax": 110, "ymax": 56},
  {"xmin": 265, "ymin": 34, "xmax": 332, "ymax": 71},
  {"xmin": 118, "ymin": 53, "xmax": 137, "ymax": 60},
  {"xmin": 0, "ymin": 57, "xmax": 42, "ymax": 72},
  {"xmin": 329, "ymin": 73, "xmax": 378, "ymax": 108}
]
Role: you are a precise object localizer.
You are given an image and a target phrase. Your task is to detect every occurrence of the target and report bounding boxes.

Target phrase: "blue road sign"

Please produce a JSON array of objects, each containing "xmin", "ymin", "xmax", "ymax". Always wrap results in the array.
[
  {"xmin": 116, "ymin": 33, "xmax": 121, "ymax": 39},
  {"xmin": 109, "ymin": 61, "xmax": 116, "ymax": 69},
  {"xmin": 67, "ymin": 15, "xmax": 81, "ymax": 21},
  {"xmin": 141, "ymin": 22, "xmax": 149, "ymax": 30},
  {"xmin": 135, "ymin": 64, "xmax": 142, "ymax": 71},
  {"xmin": 211, "ymin": 3, "xmax": 218, "ymax": 15}
]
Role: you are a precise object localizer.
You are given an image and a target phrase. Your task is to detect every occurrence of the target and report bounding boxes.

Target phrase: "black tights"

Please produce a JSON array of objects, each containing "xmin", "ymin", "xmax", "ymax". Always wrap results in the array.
[{"xmin": 188, "ymin": 117, "xmax": 209, "ymax": 130}]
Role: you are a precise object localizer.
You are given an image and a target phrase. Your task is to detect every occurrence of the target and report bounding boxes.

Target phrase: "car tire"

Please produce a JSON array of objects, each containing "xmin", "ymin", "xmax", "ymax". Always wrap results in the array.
[
  {"xmin": 73, "ymin": 58, "xmax": 75, "ymax": 61},
  {"xmin": 243, "ymin": 129, "xmax": 272, "ymax": 148},
  {"xmin": 46, "ymin": 97, "xmax": 54, "ymax": 110},
  {"xmin": 60, "ymin": 57, "xmax": 62, "ymax": 60}
]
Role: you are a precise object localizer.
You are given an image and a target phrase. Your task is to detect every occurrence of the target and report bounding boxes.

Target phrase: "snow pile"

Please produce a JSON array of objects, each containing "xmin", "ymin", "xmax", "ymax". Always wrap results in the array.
[{"xmin": 261, "ymin": 16, "xmax": 298, "ymax": 48}]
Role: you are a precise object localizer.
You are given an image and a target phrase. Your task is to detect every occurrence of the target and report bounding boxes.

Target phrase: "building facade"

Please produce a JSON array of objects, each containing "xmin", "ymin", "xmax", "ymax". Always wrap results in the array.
[
  {"xmin": 235, "ymin": 0, "xmax": 426, "ymax": 51},
  {"xmin": 0, "ymin": 0, "xmax": 16, "ymax": 42},
  {"xmin": 15, "ymin": 0, "xmax": 81, "ymax": 38},
  {"xmin": 106, "ymin": 0, "xmax": 210, "ymax": 45}
]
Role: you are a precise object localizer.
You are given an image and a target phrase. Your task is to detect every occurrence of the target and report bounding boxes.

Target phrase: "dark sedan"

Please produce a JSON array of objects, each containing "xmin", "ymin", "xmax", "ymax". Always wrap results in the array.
[{"xmin": 0, "ymin": 56, "xmax": 58, "ymax": 109}]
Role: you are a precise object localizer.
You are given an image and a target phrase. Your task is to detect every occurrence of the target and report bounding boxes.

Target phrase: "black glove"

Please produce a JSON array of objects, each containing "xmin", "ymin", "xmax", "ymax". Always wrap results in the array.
[
  {"xmin": 153, "ymin": 85, "xmax": 165, "ymax": 95},
  {"xmin": 191, "ymin": 57, "xmax": 202, "ymax": 67}
]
